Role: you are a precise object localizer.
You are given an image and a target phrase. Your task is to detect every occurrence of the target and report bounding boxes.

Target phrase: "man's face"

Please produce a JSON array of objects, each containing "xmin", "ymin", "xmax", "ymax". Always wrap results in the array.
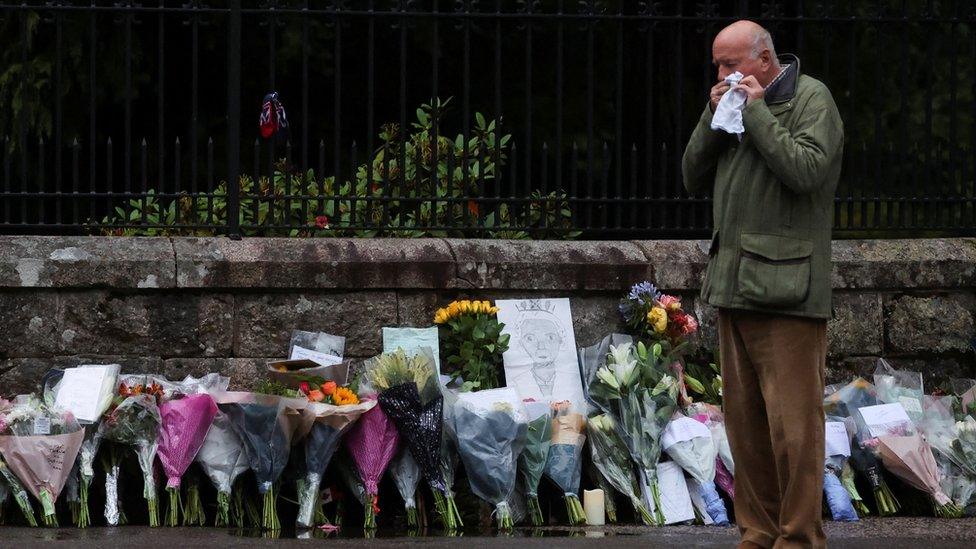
[
  {"xmin": 712, "ymin": 39, "xmax": 764, "ymax": 82},
  {"xmin": 519, "ymin": 318, "xmax": 563, "ymax": 363}
]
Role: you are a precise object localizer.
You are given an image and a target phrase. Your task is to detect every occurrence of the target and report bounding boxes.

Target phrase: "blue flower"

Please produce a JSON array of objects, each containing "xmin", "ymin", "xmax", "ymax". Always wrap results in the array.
[
  {"xmin": 618, "ymin": 300, "xmax": 633, "ymax": 321},
  {"xmin": 627, "ymin": 281, "xmax": 659, "ymax": 305}
]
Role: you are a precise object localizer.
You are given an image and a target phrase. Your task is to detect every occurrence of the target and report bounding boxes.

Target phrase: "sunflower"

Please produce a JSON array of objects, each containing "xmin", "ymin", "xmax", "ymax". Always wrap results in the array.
[{"xmin": 331, "ymin": 386, "xmax": 359, "ymax": 406}]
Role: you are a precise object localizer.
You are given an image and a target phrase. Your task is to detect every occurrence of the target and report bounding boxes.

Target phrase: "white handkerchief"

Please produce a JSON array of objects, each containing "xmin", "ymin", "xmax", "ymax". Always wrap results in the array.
[{"xmin": 710, "ymin": 71, "xmax": 746, "ymax": 138}]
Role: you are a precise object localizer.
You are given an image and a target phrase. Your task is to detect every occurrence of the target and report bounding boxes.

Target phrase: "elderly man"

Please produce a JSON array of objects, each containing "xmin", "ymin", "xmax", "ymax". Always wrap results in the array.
[{"xmin": 682, "ymin": 20, "xmax": 843, "ymax": 549}]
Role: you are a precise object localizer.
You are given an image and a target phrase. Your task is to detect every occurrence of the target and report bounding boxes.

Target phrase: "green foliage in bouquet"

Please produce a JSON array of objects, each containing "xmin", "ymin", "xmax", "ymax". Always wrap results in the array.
[{"xmin": 434, "ymin": 300, "xmax": 510, "ymax": 390}]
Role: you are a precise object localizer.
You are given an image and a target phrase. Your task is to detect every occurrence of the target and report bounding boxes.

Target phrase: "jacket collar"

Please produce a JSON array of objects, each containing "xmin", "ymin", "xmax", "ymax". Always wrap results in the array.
[{"xmin": 764, "ymin": 54, "xmax": 800, "ymax": 104}]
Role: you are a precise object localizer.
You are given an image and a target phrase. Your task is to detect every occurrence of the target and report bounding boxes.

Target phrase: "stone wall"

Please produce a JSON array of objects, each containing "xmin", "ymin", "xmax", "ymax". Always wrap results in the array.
[{"xmin": 1, "ymin": 236, "xmax": 974, "ymax": 395}]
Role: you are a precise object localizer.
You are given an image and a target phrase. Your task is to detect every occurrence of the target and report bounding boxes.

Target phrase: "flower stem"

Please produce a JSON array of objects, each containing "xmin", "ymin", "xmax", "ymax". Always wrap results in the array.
[
  {"xmin": 167, "ymin": 487, "xmax": 180, "ymax": 527},
  {"xmin": 651, "ymin": 482, "xmax": 666, "ymax": 526},
  {"xmin": 216, "ymin": 491, "xmax": 230, "ymax": 528},
  {"xmin": 632, "ymin": 496, "xmax": 655, "ymax": 526},
  {"xmin": 263, "ymin": 486, "xmax": 279, "ymax": 531},
  {"xmin": 77, "ymin": 477, "xmax": 90, "ymax": 528},
  {"xmin": 527, "ymin": 495, "xmax": 543, "ymax": 526}
]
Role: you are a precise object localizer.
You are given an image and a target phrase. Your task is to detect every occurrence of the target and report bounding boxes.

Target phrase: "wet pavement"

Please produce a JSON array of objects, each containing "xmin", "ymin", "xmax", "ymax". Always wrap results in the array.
[{"xmin": 2, "ymin": 518, "xmax": 975, "ymax": 548}]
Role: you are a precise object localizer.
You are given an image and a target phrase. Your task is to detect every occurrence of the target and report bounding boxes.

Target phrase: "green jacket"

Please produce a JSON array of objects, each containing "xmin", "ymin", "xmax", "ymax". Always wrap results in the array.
[{"xmin": 682, "ymin": 55, "xmax": 844, "ymax": 319}]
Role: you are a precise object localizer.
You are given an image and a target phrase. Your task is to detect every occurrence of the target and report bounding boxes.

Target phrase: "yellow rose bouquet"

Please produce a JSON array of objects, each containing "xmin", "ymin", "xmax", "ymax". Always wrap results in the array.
[{"xmin": 434, "ymin": 300, "xmax": 510, "ymax": 390}]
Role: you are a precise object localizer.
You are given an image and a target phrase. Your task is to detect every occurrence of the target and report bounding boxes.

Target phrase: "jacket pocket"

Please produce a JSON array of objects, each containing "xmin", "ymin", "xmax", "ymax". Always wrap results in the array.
[{"xmin": 736, "ymin": 233, "xmax": 813, "ymax": 307}]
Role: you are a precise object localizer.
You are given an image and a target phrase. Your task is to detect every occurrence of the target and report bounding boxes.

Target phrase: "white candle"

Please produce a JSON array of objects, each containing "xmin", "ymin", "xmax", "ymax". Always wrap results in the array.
[{"xmin": 583, "ymin": 489, "xmax": 605, "ymax": 526}]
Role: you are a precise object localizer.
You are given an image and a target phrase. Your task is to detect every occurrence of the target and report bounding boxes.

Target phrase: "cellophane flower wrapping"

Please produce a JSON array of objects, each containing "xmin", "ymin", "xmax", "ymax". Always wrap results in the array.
[
  {"xmin": 98, "ymin": 387, "xmax": 163, "ymax": 526},
  {"xmin": 874, "ymin": 359, "xmax": 925, "ymax": 423},
  {"xmin": 390, "ymin": 446, "xmax": 422, "ymax": 528},
  {"xmin": 587, "ymin": 413, "xmax": 653, "ymax": 525},
  {"xmin": 823, "ymin": 417, "xmax": 858, "ymax": 521},
  {"xmin": 662, "ymin": 414, "xmax": 729, "ymax": 525},
  {"xmin": 215, "ymin": 391, "xmax": 309, "ymax": 530},
  {"xmin": 824, "ymin": 377, "xmax": 900, "ymax": 516},
  {"xmin": 856, "ymin": 400, "xmax": 959, "ymax": 516},
  {"xmin": 157, "ymin": 393, "xmax": 218, "ymax": 525},
  {"xmin": 518, "ymin": 400, "xmax": 552, "ymax": 526},
  {"xmin": 0, "ymin": 453, "xmax": 36, "ymax": 526},
  {"xmin": 195, "ymin": 411, "xmax": 249, "ymax": 527},
  {"xmin": 454, "ymin": 388, "xmax": 528, "ymax": 530},
  {"xmin": 579, "ymin": 334, "xmax": 679, "ymax": 526},
  {"xmin": 295, "ymin": 398, "xmax": 376, "ymax": 528},
  {"xmin": 45, "ymin": 364, "xmax": 121, "ymax": 528},
  {"xmin": 438, "ymin": 385, "xmax": 464, "ymax": 529},
  {"xmin": 917, "ymin": 396, "xmax": 976, "ymax": 508},
  {"xmin": 344, "ymin": 399, "xmax": 399, "ymax": 528},
  {"xmin": 544, "ymin": 400, "xmax": 587, "ymax": 525},
  {"xmin": 0, "ymin": 396, "xmax": 85, "ymax": 526}
]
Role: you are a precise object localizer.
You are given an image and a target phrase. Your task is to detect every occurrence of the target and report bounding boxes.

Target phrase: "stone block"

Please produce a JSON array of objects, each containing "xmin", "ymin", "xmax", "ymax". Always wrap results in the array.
[
  {"xmin": 0, "ymin": 236, "xmax": 175, "ymax": 288},
  {"xmin": 632, "ymin": 239, "xmax": 711, "ymax": 291},
  {"xmin": 58, "ymin": 292, "xmax": 234, "ymax": 357},
  {"xmin": 173, "ymin": 237, "xmax": 455, "ymax": 289},
  {"xmin": 447, "ymin": 239, "xmax": 648, "ymax": 290},
  {"xmin": 828, "ymin": 293, "xmax": 883, "ymax": 358},
  {"xmin": 885, "ymin": 294, "xmax": 975, "ymax": 354},
  {"xmin": 0, "ymin": 292, "xmax": 60, "ymax": 356},
  {"xmin": 234, "ymin": 292, "xmax": 398, "ymax": 358}
]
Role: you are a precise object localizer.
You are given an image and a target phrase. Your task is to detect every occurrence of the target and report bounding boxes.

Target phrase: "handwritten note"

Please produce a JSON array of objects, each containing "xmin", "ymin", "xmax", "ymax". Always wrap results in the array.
[
  {"xmin": 382, "ymin": 327, "xmax": 441, "ymax": 372},
  {"xmin": 54, "ymin": 366, "xmax": 111, "ymax": 423},
  {"xmin": 825, "ymin": 422, "xmax": 851, "ymax": 457},
  {"xmin": 289, "ymin": 345, "xmax": 343, "ymax": 367},
  {"xmin": 859, "ymin": 403, "xmax": 912, "ymax": 437},
  {"xmin": 662, "ymin": 416, "xmax": 712, "ymax": 451},
  {"xmin": 34, "ymin": 417, "xmax": 51, "ymax": 436},
  {"xmin": 898, "ymin": 396, "xmax": 923, "ymax": 415}
]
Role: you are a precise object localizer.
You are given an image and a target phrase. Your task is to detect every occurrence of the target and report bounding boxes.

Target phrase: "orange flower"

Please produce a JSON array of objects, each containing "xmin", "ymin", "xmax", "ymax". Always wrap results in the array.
[
  {"xmin": 332, "ymin": 387, "xmax": 359, "ymax": 406},
  {"xmin": 307, "ymin": 389, "xmax": 326, "ymax": 403},
  {"xmin": 321, "ymin": 381, "xmax": 337, "ymax": 396}
]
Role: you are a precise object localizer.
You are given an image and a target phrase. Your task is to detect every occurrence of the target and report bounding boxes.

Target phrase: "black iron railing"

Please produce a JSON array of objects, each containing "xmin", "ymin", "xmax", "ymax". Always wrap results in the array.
[{"xmin": 0, "ymin": 1, "xmax": 974, "ymax": 239}]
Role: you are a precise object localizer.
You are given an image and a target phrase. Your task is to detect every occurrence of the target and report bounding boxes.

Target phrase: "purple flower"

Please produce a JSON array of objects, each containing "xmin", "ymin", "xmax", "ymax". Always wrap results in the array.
[{"xmin": 627, "ymin": 281, "xmax": 660, "ymax": 305}]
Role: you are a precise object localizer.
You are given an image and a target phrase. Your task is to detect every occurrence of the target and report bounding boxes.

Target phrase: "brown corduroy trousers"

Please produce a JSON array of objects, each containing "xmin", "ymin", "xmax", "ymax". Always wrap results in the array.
[{"xmin": 718, "ymin": 308, "xmax": 827, "ymax": 549}]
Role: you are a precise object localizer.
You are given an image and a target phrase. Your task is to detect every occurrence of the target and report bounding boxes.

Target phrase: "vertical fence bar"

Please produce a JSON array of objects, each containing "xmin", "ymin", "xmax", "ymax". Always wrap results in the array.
[
  {"xmin": 54, "ymin": 2, "xmax": 63, "ymax": 214},
  {"xmin": 555, "ymin": 0, "xmax": 564, "ymax": 197},
  {"xmin": 585, "ymin": 8, "xmax": 594, "ymax": 229},
  {"xmin": 158, "ymin": 0, "xmax": 165, "ymax": 195},
  {"xmin": 227, "ymin": 0, "xmax": 241, "ymax": 238},
  {"xmin": 398, "ymin": 1, "xmax": 407, "ymax": 232},
  {"xmin": 365, "ymin": 0, "xmax": 375, "ymax": 230},
  {"xmin": 614, "ymin": 9, "xmax": 624, "ymax": 230},
  {"xmin": 191, "ymin": 0, "xmax": 199, "ymax": 194},
  {"xmin": 301, "ymin": 0, "xmax": 310, "ymax": 170},
  {"xmin": 19, "ymin": 9, "xmax": 28, "ymax": 224},
  {"xmin": 124, "ymin": 3, "xmax": 133, "ymax": 220},
  {"xmin": 523, "ymin": 2, "xmax": 532, "ymax": 195},
  {"xmin": 333, "ymin": 1, "xmax": 342, "ymax": 228}
]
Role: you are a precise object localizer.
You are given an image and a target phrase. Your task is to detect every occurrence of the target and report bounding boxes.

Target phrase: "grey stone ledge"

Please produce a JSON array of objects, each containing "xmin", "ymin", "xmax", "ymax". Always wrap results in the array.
[{"xmin": 0, "ymin": 236, "xmax": 972, "ymax": 291}]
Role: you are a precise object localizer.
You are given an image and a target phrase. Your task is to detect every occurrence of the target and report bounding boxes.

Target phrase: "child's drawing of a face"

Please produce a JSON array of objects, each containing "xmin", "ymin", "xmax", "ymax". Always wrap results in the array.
[{"xmin": 519, "ymin": 317, "xmax": 563, "ymax": 363}]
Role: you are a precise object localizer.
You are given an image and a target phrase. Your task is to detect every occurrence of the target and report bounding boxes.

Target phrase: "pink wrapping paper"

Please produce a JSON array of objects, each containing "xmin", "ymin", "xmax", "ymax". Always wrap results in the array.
[
  {"xmin": 157, "ymin": 394, "xmax": 218, "ymax": 489},
  {"xmin": 0, "ymin": 430, "xmax": 84, "ymax": 505},
  {"xmin": 344, "ymin": 401, "xmax": 399, "ymax": 496}
]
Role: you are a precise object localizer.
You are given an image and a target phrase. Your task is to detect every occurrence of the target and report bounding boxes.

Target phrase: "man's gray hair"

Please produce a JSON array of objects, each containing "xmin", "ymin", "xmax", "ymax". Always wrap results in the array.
[{"xmin": 751, "ymin": 27, "xmax": 776, "ymax": 58}]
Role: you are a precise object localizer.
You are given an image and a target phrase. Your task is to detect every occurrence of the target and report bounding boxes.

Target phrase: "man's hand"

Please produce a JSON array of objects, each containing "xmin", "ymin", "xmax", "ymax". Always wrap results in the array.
[
  {"xmin": 709, "ymin": 80, "xmax": 731, "ymax": 113},
  {"xmin": 736, "ymin": 75, "xmax": 765, "ymax": 104}
]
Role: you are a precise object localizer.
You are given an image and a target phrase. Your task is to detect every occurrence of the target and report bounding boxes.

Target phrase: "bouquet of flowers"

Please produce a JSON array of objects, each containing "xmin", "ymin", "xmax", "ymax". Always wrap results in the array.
[
  {"xmin": 157, "ymin": 393, "xmax": 218, "ymax": 526},
  {"xmin": 0, "ymin": 397, "xmax": 85, "ymax": 526},
  {"xmin": 544, "ymin": 400, "xmax": 587, "ymax": 525},
  {"xmin": 874, "ymin": 359, "xmax": 925, "ymax": 423},
  {"xmin": 587, "ymin": 413, "xmax": 654, "ymax": 525},
  {"xmin": 454, "ymin": 388, "xmax": 528, "ymax": 530},
  {"xmin": 618, "ymin": 282, "xmax": 699, "ymax": 350},
  {"xmin": 364, "ymin": 348, "xmax": 456, "ymax": 529},
  {"xmin": 437, "ymin": 386, "xmax": 465, "ymax": 531},
  {"xmin": 518, "ymin": 399, "xmax": 552, "ymax": 526},
  {"xmin": 855, "ymin": 401, "xmax": 960, "ymax": 517},
  {"xmin": 917, "ymin": 397, "xmax": 976, "ymax": 509},
  {"xmin": 662, "ymin": 414, "xmax": 730, "ymax": 525},
  {"xmin": 824, "ymin": 377, "xmax": 900, "ymax": 515},
  {"xmin": 99, "ymin": 378, "xmax": 164, "ymax": 526},
  {"xmin": 435, "ymin": 300, "xmax": 510, "ymax": 390},
  {"xmin": 823, "ymin": 418, "xmax": 860, "ymax": 521},
  {"xmin": 390, "ymin": 446, "xmax": 423, "ymax": 528},
  {"xmin": 216, "ymin": 390, "xmax": 310, "ymax": 531},
  {"xmin": 0, "ymin": 454, "xmax": 36, "ymax": 526},
  {"xmin": 195, "ymin": 411, "xmax": 249, "ymax": 527},
  {"xmin": 294, "ymin": 380, "xmax": 375, "ymax": 529},
  {"xmin": 687, "ymin": 403, "xmax": 735, "ymax": 499},
  {"xmin": 344, "ymin": 399, "xmax": 399, "ymax": 529},
  {"xmin": 45, "ymin": 363, "xmax": 121, "ymax": 528},
  {"xmin": 580, "ymin": 335, "xmax": 680, "ymax": 526}
]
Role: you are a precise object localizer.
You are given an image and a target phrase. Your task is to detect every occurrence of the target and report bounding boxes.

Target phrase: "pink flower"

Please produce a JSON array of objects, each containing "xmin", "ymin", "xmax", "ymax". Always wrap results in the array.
[
  {"xmin": 683, "ymin": 315, "xmax": 699, "ymax": 335},
  {"xmin": 657, "ymin": 294, "xmax": 682, "ymax": 311},
  {"xmin": 314, "ymin": 215, "xmax": 330, "ymax": 229}
]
